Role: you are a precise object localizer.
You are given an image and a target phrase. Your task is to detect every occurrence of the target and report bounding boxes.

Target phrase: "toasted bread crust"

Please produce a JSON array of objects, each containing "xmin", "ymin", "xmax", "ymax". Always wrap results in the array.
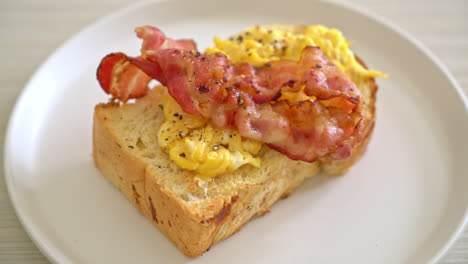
[
  {"xmin": 92, "ymin": 25, "xmax": 378, "ymax": 257},
  {"xmin": 93, "ymin": 101, "xmax": 320, "ymax": 256}
]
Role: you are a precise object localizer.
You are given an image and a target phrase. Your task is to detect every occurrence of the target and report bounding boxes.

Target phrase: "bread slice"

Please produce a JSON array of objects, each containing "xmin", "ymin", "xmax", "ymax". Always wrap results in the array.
[{"xmin": 92, "ymin": 27, "xmax": 378, "ymax": 257}]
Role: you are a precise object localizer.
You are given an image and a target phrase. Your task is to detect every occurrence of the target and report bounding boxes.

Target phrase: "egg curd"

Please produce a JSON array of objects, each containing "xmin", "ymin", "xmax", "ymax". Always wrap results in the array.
[
  {"xmin": 206, "ymin": 25, "xmax": 387, "ymax": 102},
  {"xmin": 158, "ymin": 94, "xmax": 262, "ymax": 179},
  {"xmin": 158, "ymin": 25, "xmax": 386, "ymax": 178}
]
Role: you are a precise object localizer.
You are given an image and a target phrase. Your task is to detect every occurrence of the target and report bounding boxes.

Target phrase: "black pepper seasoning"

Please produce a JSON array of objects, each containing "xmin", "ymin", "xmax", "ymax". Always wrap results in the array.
[{"xmin": 199, "ymin": 85, "xmax": 210, "ymax": 93}]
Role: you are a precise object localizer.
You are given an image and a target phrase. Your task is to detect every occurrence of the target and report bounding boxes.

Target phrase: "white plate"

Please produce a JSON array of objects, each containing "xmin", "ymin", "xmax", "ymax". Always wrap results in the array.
[{"xmin": 5, "ymin": 0, "xmax": 468, "ymax": 263}]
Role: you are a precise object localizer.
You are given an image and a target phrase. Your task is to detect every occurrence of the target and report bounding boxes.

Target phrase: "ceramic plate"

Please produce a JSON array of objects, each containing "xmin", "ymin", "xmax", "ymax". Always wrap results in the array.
[{"xmin": 5, "ymin": 0, "xmax": 468, "ymax": 263}]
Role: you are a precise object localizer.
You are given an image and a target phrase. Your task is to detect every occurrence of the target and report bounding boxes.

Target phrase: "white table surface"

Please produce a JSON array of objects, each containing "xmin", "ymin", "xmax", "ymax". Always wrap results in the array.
[{"xmin": 1, "ymin": 0, "xmax": 467, "ymax": 263}]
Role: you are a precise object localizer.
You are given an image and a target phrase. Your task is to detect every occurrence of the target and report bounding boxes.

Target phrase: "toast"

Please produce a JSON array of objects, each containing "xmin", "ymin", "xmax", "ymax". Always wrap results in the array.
[{"xmin": 92, "ymin": 25, "xmax": 378, "ymax": 257}]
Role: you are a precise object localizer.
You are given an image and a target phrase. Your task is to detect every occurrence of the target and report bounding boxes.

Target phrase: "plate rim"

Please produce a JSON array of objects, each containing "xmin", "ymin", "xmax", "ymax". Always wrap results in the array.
[{"xmin": 4, "ymin": 0, "xmax": 468, "ymax": 263}]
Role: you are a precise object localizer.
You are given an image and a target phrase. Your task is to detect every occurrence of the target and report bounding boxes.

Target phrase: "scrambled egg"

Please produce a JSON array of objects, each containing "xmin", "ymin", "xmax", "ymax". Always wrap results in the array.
[
  {"xmin": 159, "ymin": 25, "xmax": 386, "ymax": 178},
  {"xmin": 158, "ymin": 94, "xmax": 262, "ymax": 179},
  {"xmin": 206, "ymin": 25, "xmax": 387, "ymax": 102}
]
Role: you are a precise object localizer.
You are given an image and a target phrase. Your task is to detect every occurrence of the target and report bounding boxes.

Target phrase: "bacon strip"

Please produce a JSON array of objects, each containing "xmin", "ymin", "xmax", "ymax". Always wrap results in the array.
[
  {"xmin": 96, "ymin": 27, "xmax": 363, "ymax": 162},
  {"xmin": 96, "ymin": 26, "xmax": 196, "ymax": 101},
  {"xmin": 135, "ymin": 26, "xmax": 196, "ymax": 55},
  {"xmin": 96, "ymin": 53, "xmax": 152, "ymax": 102}
]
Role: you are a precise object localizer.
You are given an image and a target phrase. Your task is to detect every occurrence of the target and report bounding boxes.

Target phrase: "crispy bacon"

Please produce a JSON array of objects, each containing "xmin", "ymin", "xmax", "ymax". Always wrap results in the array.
[
  {"xmin": 96, "ymin": 27, "xmax": 363, "ymax": 162},
  {"xmin": 96, "ymin": 53, "xmax": 151, "ymax": 102},
  {"xmin": 135, "ymin": 25, "xmax": 196, "ymax": 55},
  {"xmin": 266, "ymin": 101, "xmax": 362, "ymax": 161},
  {"xmin": 96, "ymin": 26, "xmax": 196, "ymax": 101}
]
